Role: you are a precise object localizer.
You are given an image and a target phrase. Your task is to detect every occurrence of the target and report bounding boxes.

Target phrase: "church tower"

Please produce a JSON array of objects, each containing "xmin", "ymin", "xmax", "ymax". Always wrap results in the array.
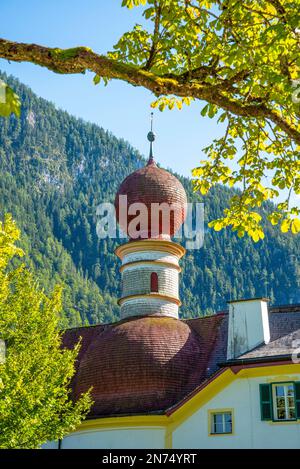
[
  {"xmin": 72, "ymin": 119, "xmax": 203, "ymax": 418},
  {"xmin": 115, "ymin": 117, "xmax": 187, "ymax": 320}
]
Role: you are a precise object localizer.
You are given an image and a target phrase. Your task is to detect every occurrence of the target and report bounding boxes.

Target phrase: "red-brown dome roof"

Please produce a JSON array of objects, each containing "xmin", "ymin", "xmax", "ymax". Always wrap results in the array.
[
  {"xmin": 73, "ymin": 316, "xmax": 204, "ymax": 416},
  {"xmin": 115, "ymin": 160, "xmax": 187, "ymax": 239}
]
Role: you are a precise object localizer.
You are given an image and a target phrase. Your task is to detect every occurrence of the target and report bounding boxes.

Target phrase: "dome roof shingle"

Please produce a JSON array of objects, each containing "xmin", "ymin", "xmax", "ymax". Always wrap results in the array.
[{"xmin": 115, "ymin": 160, "xmax": 187, "ymax": 240}]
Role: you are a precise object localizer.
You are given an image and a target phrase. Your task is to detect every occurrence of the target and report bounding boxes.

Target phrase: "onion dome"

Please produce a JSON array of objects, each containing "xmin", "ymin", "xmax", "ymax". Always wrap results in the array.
[
  {"xmin": 73, "ymin": 316, "xmax": 204, "ymax": 416},
  {"xmin": 115, "ymin": 117, "xmax": 187, "ymax": 240}
]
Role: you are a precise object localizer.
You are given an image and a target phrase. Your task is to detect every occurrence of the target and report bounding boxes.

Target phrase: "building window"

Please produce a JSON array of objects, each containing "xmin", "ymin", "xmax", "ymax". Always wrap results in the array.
[
  {"xmin": 260, "ymin": 382, "xmax": 300, "ymax": 421},
  {"xmin": 150, "ymin": 272, "xmax": 158, "ymax": 293},
  {"xmin": 272, "ymin": 383, "xmax": 296, "ymax": 421},
  {"xmin": 210, "ymin": 411, "xmax": 233, "ymax": 435}
]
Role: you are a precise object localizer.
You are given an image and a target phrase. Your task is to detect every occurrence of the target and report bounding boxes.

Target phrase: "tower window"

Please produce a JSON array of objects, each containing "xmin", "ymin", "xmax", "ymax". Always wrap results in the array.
[{"xmin": 150, "ymin": 272, "xmax": 158, "ymax": 293}]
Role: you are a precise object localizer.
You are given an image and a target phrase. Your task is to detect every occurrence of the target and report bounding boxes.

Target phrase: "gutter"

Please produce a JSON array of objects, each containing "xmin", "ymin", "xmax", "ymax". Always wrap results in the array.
[{"xmin": 218, "ymin": 354, "xmax": 292, "ymax": 367}]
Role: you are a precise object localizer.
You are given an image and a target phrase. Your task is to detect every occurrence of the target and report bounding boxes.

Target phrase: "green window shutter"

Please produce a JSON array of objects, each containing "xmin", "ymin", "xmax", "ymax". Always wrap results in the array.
[
  {"xmin": 260, "ymin": 384, "xmax": 272, "ymax": 420},
  {"xmin": 294, "ymin": 382, "xmax": 300, "ymax": 419}
]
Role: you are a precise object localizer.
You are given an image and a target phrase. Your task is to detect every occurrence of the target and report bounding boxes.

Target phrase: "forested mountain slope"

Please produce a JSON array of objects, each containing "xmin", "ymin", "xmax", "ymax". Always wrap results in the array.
[{"xmin": 0, "ymin": 71, "xmax": 299, "ymax": 327}]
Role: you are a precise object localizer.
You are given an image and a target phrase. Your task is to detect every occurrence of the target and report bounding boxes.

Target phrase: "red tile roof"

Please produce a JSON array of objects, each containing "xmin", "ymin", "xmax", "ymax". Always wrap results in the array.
[
  {"xmin": 115, "ymin": 161, "xmax": 187, "ymax": 239},
  {"xmin": 63, "ymin": 315, "xmax": 225, "ymax": 418},
  {"xmin": 62, "ymin": 308, "xmax": 300, "ymax": 418}
]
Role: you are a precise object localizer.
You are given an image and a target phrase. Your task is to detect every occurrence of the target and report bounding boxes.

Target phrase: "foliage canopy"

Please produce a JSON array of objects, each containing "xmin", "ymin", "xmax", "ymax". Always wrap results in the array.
[{"xmin": 0, "ymin": 215, "xmax": 91, "ymax": 448}]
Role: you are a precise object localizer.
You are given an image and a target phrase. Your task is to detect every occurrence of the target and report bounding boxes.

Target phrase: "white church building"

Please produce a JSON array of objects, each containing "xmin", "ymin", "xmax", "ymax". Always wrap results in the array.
[{"xmin": 46, "ymin": 132, "xmax": 300, "ymax": 449}]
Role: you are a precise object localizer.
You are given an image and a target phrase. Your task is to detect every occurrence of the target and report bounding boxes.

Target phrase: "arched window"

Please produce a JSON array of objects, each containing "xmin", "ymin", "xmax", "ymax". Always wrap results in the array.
[{"xmin": 150, "ymin": 272, "xmax": 158, "ymax": 293}]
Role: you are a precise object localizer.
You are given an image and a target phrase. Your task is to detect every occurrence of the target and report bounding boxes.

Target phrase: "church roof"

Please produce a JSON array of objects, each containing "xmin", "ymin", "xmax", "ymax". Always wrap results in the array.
[
  {"xmin": 62, "ymin": 305, "xmax": 300, "ymax": 419},
  {"xmin": 114, "ymin": 161, "xmax": 187, "ymax": 239},
  {"xmin": 114, "ymin": 116, "xmax": 187, "ymax": 240},
  {"xmin": 235, "ymin": 308, "xmax": 300, "ymax": 360},
  {"xmin": 63, "ymin": 315, "xmax": 223, "ymax": 418}
]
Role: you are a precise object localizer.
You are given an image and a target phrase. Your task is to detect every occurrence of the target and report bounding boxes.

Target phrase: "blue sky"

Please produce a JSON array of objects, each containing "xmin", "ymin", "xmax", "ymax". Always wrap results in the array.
[{"xmin": 0, "ymin": 0, "xmax": 223, "ymax": 177}]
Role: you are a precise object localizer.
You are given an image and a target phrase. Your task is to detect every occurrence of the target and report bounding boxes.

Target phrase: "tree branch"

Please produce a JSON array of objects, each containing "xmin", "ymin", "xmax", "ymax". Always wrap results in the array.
[
  {"xmin": 0, "ymin": 38, "xmax": 299, "ymax": 145},
  {"xmin": 144, "ymin": 1, "xmax": 161, "ymax": 70}
]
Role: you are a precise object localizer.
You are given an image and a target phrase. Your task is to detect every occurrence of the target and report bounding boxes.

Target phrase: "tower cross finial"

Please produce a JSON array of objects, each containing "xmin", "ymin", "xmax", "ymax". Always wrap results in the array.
[{"xmin": 147, "ymin": 112, "xmax": 156, "ymax": 166}]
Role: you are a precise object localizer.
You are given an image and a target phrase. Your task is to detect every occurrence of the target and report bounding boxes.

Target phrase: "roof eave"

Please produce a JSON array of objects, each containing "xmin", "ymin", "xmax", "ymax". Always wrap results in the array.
[{"xmin": 218, "ymin": 354, "xmax": 292, "ymax": 367}]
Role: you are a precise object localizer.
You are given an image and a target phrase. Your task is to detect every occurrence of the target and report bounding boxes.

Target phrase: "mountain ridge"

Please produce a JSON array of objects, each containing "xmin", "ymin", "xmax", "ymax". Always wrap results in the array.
[{"xmin": 0, "ymin": 70, "xmax": 299, "ymax": 327}]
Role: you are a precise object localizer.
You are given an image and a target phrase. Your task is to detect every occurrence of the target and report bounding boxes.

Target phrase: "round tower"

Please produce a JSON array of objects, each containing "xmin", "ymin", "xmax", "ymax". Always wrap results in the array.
[
  {"xmin": 70, "ymin": 118, "xmax": 195, "ymax": 420},
  {"xmin": 115, "ymin": 116, "xmax": 187, "ymax": 320}
]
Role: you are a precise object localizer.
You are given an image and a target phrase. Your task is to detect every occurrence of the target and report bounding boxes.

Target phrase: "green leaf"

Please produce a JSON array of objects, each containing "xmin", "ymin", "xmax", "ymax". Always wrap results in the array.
[
  {"xmin": 291, "ymin": 218, "xmax": 300, "ymax": 234},
  {"xmin": 0, "ymin": 82, "xmax": 21, "ymax": 118},
  {"xmin": 201, "ymin": 104, "xmax": 209, "ymax": 117},
  {"xmin": 208, "ymin": 104, "xmax": 217, "ymax": 119},
  {"xmin": 93, "ymin": 75, "xmax": 101, "ymax": 85},
  {"xmin": 281, "ymin": 219, "xmax": 291, "ymax": 233}
]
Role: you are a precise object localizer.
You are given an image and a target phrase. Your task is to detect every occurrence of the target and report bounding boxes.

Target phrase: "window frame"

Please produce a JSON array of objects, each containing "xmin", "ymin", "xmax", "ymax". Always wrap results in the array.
[
  {"xmin": 271, "ymin": 381, "xmax": 297, "ymax": 422},
  {"xmin": 208, "ymin": 409, "xmax": 234, "ymax": 436},
  {"xmin": 150, "ymin": 272, "xmax": 159, "ymax": 293}
]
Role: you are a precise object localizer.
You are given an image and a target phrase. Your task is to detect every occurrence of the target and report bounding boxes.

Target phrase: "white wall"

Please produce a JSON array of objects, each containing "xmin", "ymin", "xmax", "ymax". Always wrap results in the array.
[
  {"xmin": 123, "ymin": 251, "xmax": 178, "ymax": 266},
  {"xmin": 172, "ymin": 373, "xmax": 300, "ymax": 449},
  {"xmin": 61, "ymin": 427, "xmax": 165, "ymax": 449},
  {"xmin": 44, "ymin": 373, "xmax": 300, "ymax": 449}
]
